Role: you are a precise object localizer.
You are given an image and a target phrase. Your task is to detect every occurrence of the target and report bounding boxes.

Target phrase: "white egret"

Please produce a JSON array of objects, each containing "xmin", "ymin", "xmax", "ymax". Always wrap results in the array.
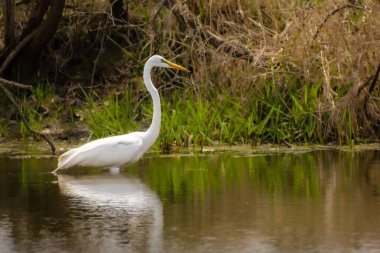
[{"xmin": 53, "ymin": 55, "xmax": 189, "ymax": 173}]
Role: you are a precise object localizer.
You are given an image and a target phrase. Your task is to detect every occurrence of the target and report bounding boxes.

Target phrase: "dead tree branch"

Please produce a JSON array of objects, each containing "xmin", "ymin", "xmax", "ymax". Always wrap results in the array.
[
  {"xmin": 328, "ymin": 60, "xmax": 380, "ymax": 140},
  {"xmin": 0, "ymin": 26, "xmax": 41, "ymax": 75},
  {"xmin": 367, "ymin": 62, "xmax": 380, "ymax": 95},
  {"xmin": 0, "ymin": 78, "xmax": 33, "ymax": 90},
  {"xmin": 364, "ymin": 61, "xmax": 380, "ymax": 120}
]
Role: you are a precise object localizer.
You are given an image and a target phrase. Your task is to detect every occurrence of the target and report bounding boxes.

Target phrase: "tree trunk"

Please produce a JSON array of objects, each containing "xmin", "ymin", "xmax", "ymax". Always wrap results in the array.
[
  {"xmin": 3, "ymin": 0, "xmax": 15, "ymax": 48},
  {"xmin": 110, "ymin": 0, "xmax": 128, "ymax": 21},
  {"xmin": 2, "ymin": 0, "xmax": 65, "ymax": 81},
  {"xmin": 19, "ymin": 0, "xmax": 52, "ymax": 39}
]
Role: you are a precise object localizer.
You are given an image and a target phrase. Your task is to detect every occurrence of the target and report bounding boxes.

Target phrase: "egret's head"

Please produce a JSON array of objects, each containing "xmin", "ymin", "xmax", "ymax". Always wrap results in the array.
[{"xmin": 150, "ymin": 55, "xmax": 190, "ymax": 72}]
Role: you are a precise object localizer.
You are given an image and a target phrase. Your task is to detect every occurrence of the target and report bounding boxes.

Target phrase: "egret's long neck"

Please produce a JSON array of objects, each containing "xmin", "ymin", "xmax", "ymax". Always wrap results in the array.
[{"xmin": 143, "ymin": 62, "xmax": 161, "ymax": 145}]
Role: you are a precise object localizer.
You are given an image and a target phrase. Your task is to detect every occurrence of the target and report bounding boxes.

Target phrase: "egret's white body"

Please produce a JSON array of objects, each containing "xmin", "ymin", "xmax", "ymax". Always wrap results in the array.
[{"xmin": 53, "ymin": 55, "xmax": 188, "ymax": 173}]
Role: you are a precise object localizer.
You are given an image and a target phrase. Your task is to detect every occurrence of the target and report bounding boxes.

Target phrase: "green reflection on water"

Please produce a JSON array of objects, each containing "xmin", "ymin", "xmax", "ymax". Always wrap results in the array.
[
  {"xmin": 1, "ymin": 150, "xmax": 377, "ymax": 204},
  {"xmin": 249, "ymin": 153, "xmax": 320, "ymax": 198},
  {"xmin": 1, "ymin": 149, "xmax": 380, "ymax": 253},
  {"xmin": 121, "ymin": 150, "xmax": 377, "ymax": 202}
]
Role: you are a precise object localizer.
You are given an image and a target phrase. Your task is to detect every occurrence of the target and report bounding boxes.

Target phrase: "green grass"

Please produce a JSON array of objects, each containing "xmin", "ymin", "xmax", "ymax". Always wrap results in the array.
[
  {"xmin": 80, "ymin": 77, "xmax": 326, "ymax": 152},
  {"xmin": 80, "ymin": 88, "xmax": 139, "ymax": 138},
  {"xmin": 12, "ymin": 75, "xmax": 367, "ymax": 152},
  {"xmin": 19, "ymin": 79, "xmax": 62, "ymax": 141},
  {"xmin": 251, "ymin": 79, "xmax": 322, "ymax": 144}
]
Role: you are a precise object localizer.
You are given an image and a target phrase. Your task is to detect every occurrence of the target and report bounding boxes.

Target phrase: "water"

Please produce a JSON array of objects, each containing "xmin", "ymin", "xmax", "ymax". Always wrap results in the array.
[{"xmin": 1, "ymin": 150, "xmax": 380, "ymax": 253}]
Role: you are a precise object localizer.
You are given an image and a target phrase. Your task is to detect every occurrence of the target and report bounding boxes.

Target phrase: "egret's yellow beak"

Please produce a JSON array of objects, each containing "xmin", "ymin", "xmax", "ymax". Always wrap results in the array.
[{"xmin": 164, "ymin": 59, "xmax": 190, "ymax": 72}]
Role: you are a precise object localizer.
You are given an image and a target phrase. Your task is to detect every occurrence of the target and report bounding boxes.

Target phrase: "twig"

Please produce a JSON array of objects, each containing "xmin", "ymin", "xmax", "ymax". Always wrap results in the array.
[
  {"xmin": 0, "ymin": 77, "xmax": 33, "ymax": 90},
  {"xmin": 280, "ymin": 139, "xmax": 292, "ymax": 148},
  {"xmin": 367, "ymin": 61, "xmax": 380, "ymax": 95},
  {"xmin": 0, "ymin": 24, "xmax": 41, "ymax": 75},
  {"xmin": 313, "ymin": 3, "xmax": 366, "ymax": 41},
  {"xmin": 364, "ymin": 61, "xmax": 380, "ymax": 118},
  {"xmin": 351, "ymin": 61, "xmax": 380, "ymax": 103},
  {"xmin": 206, "ymin": 30, "xmax": 255, "ymax": 62}
]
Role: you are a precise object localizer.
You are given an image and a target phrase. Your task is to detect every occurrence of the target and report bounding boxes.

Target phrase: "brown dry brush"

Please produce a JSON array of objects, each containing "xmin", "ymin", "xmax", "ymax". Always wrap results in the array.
[
  {"xmin": 328, "ymin": 62, "xmax": 380, "ymax": 141},
  {"xmin": 166, "ymin": 0, "xmax": 380, "ymax": 142},
  {"xmin": 1, "ymin": 0, "xmax": 380, "ymax": 144},
  {"xmin": 308, "ymin": 0, "xmax": 380, "ymax": 141}
]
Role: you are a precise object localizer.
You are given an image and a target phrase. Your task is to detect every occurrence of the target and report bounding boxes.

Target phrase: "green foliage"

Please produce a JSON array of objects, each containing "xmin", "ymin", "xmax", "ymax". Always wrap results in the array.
[
  {"xmin": 83, "ymin": 77, "xmax": 325, "ymax": 153},
  {"xmin": 247, "ymin": 153, "xmax": 320, "ymax": 197},
  {"xmin": 80, "ymin": 88, "xmax": 139, "ymax": 138},
  {"xmin": 14, "ymin": 74, "xmax": 364, "ymax": 152},
  {"xmin": 337, "ymin": 109, "xmax": 359, "ymax": 146},
  {"xmin": 19, "ymin": 79, "xmax": 61, "ymax": 141},
  {"xmin": 249, "ymin": 79, "xmax": 322, "ymax": 144},
  {"xmin": 124, "ymin": 151, "xmax": 331, "ymax": 201},
  {"xmin": 20, "ymin": 100, "xmax": 42, "ymax": 140}
]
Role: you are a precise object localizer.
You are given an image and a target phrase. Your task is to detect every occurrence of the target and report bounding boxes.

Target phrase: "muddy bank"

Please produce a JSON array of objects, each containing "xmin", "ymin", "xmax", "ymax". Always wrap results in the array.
[{"xmin": 1, "ymin": 140, "xmax": 380, "ymax": 158}]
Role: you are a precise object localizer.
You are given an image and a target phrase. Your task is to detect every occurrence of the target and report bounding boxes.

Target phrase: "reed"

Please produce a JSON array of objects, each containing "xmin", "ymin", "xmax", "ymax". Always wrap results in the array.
[
  {"xmin": 2, "ymin": 0, "xmax": 380, "ymax": 148},
  {"xmin": 80, "ymin": 76, "xmax": 327, "ymax": 152}
]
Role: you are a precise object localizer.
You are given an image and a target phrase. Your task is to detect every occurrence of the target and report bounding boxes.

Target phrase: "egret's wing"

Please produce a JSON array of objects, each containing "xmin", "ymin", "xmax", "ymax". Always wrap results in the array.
[
  {"xmin": 76, "ymin": 137, "xmax": 144, "ymax": 167},
  {"xmin": 79, "ymin": 138, "xmax": 140, "ymax": 154},
  {"xmin": 56, "ymin": 135, "xmax": 143, "ymax": 171}
]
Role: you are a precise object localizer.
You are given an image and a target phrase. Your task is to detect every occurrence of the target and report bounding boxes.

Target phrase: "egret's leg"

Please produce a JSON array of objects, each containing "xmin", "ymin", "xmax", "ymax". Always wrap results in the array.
[{"xmin": 109, "ymin": 167, "xmax": 120, "ymax": 174}]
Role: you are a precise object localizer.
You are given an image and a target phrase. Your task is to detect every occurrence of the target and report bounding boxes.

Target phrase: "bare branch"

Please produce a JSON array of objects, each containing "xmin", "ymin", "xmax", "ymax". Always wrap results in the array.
[
  {"xmin": 313, "ymin": 3, "xmax": 366, "ymax": 41},
  {"xmin": 0, "ymin": 26, "xmax": 41, "ymax": 75},
  {"xmin": 0, "ymin": 78, "xmax": 33, "ymax": 90}
]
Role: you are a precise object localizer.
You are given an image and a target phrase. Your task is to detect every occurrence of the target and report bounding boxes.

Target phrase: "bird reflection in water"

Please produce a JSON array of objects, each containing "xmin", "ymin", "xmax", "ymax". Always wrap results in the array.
[{"xmin": 57, "ymin": 174, "xmax": 163, "ymax": 253}]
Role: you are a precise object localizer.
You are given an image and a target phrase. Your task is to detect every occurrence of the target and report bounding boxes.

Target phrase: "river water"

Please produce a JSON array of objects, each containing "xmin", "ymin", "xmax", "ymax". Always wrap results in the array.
[{"xmin": 1, "ymin": 149, "xmax": 380, "ymax": 253}]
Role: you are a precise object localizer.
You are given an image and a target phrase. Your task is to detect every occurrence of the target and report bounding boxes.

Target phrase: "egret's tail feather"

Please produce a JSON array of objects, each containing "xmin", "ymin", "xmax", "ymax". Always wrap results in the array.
[
  {"xmin": 51, "ymin": 168, "xmax": 60, "ymax": 175},
  {"xmin": 58, "ymin": 148, "xmax": 78, "ymax": 162},
  {"xmin": 54, "ymin": 148, "xmax": 80, "ymax": 173}
]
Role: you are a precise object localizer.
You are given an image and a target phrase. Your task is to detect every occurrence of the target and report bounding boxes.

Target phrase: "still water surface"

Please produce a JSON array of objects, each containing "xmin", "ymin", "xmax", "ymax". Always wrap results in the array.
[{"xmin": 1, "ymin": 150, "xmax": 380, "ymax": 252}]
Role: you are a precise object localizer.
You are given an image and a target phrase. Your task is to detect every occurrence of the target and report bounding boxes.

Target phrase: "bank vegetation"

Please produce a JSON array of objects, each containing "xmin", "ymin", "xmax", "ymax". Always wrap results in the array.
[{"xmin": 0, "ymin": 0, "xmax": 379, "ymax": 153}]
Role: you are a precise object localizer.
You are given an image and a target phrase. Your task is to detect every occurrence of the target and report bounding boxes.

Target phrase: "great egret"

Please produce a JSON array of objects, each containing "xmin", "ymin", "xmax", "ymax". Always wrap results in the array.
[{"xmin": 53, "ymin": 55, "xmax": 189, "ymax": 173}]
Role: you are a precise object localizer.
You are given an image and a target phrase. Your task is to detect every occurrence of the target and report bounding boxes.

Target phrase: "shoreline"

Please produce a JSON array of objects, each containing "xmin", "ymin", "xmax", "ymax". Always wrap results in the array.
[{"xmin": 1, "ymin": 140, "xmax": 379, "ymax": 157}]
